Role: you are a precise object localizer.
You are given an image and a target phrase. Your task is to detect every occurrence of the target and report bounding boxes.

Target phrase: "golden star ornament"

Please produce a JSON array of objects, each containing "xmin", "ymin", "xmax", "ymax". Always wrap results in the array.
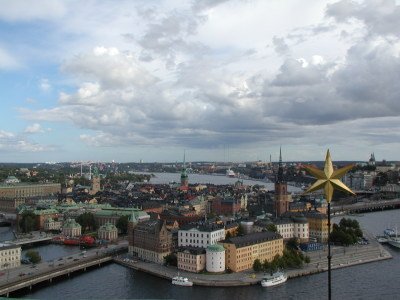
[{"xmin": 303, "ymin": 150, "xmax": 355, "ymax": 203}]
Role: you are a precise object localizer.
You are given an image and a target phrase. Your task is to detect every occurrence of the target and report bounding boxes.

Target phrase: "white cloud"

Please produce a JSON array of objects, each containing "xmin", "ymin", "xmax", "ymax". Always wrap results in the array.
[
  {"xmin": 0, "ymin": 47, "xmax": 20, "ymax": 70},
  {"xmin": 0, "ymin": 128, "xmax": 53, "ymax": 153},
  {"xmin": 39, "ymin": 78, "xmax": 51, "ymax": 92},
  {"xmin": 24, "ymin": 123, "xmax": 45, "ymax": 134}
]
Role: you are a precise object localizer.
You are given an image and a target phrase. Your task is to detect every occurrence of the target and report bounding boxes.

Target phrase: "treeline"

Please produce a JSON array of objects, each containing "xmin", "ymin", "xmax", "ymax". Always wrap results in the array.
[
  {"xmin": 253, "ymin": 249, "xmax": 310, "ymax": 272},
  {"xmin": 330, "ymin": 218, "xmax": 363, "ymax": 246}
]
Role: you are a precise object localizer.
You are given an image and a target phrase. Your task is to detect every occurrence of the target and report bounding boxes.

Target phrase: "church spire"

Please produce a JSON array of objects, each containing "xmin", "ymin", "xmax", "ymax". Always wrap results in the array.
[{"xmin": 277, "ymin": 147, "xmax": 285, "ymax": 183}]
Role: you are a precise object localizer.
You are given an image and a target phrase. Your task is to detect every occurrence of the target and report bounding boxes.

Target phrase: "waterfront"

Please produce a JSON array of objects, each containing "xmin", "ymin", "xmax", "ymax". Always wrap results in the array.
[{"xmin": 8, "ymin": 209, "xmax": 399, "ymax": 299}]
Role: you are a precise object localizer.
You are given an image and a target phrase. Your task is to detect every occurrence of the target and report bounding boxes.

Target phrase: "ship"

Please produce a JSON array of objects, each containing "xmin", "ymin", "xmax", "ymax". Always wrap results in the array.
[
  {"xmin": 172, "ymin": 276, "xmax": 193, "ymax": 287},
  {"xmin": 261, "ymin": 271, "xmax": 287, "ymax": 287},
  {"xmin": 226, "ymin": 168, "xmax": 236, "ymax": 178}
]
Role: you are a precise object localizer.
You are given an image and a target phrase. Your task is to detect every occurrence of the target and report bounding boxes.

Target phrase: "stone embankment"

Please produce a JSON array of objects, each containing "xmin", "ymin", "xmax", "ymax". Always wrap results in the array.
[{"xmin": 114, "ymin": 231, "xmax": 391, "ymax": 287}]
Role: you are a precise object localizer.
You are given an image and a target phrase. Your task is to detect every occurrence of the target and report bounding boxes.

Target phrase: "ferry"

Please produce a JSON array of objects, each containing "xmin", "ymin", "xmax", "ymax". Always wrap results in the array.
[
  {"xmin": 172, "ymin": 276, "xmax": 193, "ymax": 287},
  {"xmin": 261, "ymin": 271, "xmax": 287, "ymax": 287},
  {"xmin": 226, "ymin": 168, "xmax": 236, "ymax": 178}
]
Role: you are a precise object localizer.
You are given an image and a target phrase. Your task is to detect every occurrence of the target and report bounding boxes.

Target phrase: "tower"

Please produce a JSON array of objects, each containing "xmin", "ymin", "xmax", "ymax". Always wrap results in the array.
[
  {"xmin": 274, "ymin": 147, "xmax": 290, "ymax": 217},
  {"xmin": 180, "ymin": 151, "xmax": 189, "ymax": 188},
  {"xmin": 90, "ymin": 166, "xmax": 101, "ymax": 195}
]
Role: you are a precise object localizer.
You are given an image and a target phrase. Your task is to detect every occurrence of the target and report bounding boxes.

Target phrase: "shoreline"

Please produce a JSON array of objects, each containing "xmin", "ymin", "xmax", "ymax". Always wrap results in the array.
[{"xmin": 113, "ymin": 233, "xmax": 392, "ymax": 287}]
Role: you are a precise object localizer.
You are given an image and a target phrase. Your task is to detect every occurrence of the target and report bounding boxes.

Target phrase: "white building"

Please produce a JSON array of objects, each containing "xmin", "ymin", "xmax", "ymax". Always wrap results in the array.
[
  {"xmin": 44, "ymin": 217, "xmax": 62, "ymax": 231},
  {"xmin": 0, "ymin": 243, "xmax": 21, "ymax": 270},
  {"xmin": 178, "ymin": 224, "xmax": 225, "ymax": 248},
  {"xmin": 206, "ymin": 244, "xmax": 225, "ymax": 273},
  {"xmin": 275, "ymin": 216, "xmax": 309, "ymax": 243},
  {"xmin": 62, "ymin": 218, "xmax": 82, "ymax": 237}
]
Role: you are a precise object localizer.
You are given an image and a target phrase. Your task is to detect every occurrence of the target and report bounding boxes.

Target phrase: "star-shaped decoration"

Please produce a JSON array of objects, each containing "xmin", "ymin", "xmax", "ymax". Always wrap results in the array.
[{"xmin": 303, "ymin": 149, "xmax": 355, "ymax": 203}]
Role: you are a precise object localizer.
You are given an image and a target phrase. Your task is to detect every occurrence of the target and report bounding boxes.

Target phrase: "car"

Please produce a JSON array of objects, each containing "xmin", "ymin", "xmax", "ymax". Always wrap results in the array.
[
  {"xmin": 73, "ymin": 258, "xmax": 79, "ymax": 261},
  {"xmin": 58, "ymin": 263, "xmax": 64, "ymax": 266},
  {"xmin": 19, "ymin": 273, "xmax": 26, "ymax": 277},
  {"xmin": 58, "ymin": 258, "xmax": 63, "ymax": 261},
  {"xmin": 31, "ymin": 265, "xmax": 37, "ymax": 268},
  {"xmin": 0, "ymin": 272, "xmax": 5, "ymax": 276},
  {"xmin": 68, "ymin": 257, "xmax": 73, "ymax": 259}
]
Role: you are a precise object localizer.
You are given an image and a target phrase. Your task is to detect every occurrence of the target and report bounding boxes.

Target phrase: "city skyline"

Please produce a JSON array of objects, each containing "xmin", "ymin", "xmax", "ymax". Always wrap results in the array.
[{"xmin": 1, "ymin": 0, "xmax": 400, "ymax": 163}]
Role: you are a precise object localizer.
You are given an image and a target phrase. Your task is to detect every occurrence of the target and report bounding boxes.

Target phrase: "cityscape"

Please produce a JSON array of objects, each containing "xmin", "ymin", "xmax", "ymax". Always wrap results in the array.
[{"xmin": 1, "ymin": 1, "xmax": 400, "ymax": 300}]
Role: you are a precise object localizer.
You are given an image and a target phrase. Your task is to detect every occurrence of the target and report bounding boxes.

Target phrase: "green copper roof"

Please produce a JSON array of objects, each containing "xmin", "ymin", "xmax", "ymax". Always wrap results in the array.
[
  {"xmin": 63, "ymin": 218, "xmax": 81, "ymax": 229},
  {"xmin": 207, "ymin": 244, "xmax": 225, "ymax": 252},
  {"xmin": 99, "ymin": 222, "xmax": 117, "ymax": 231}
]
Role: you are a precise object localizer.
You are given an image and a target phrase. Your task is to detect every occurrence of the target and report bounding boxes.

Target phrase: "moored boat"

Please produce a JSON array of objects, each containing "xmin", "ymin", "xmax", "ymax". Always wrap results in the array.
[
  {"xmin": 226, "ymin": 168, "xmax": 236, "ymax": 178},
  {"xmin": 261, "ymin": 271, "xmax": 287, "ymax": 287},
  {"xmin": 172, "ymin": 276, "xmax": 193, "ymax": 287}
]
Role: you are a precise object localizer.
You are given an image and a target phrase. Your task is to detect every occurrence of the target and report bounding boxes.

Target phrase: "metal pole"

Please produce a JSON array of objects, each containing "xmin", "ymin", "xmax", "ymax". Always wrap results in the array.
[{"xmin": 328, "ymin": 202, "xmax": 332, "ymax": 300}]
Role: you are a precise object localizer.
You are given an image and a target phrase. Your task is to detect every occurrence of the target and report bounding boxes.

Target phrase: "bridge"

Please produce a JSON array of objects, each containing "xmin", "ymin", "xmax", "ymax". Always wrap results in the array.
[
  {"xmin": 332, "ymin": 198, "xmax": 400, "ymax": 215},
  {"xmin": 0, "ymin": 244, "xmax": 127, "ymax": 297}
]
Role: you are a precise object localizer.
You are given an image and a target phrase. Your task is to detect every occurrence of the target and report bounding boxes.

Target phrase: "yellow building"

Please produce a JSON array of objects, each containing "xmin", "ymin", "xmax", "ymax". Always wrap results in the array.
[
  {"xmin": 177, "ymin": 247, "xmax": 206, "ymax": 273},
  {"xmin": 304, "ymin": 211, "xmax": 330, "ymax": 243},
  {"xmin": 221, "ymin": 232, "xmax": 284, "ymax": 272}
]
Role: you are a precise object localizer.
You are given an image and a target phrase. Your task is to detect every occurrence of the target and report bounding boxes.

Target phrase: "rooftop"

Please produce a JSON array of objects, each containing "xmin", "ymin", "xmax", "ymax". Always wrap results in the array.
[{"xmin": 223, "ymin": 232, "xmax": 282, "ymax": 248}]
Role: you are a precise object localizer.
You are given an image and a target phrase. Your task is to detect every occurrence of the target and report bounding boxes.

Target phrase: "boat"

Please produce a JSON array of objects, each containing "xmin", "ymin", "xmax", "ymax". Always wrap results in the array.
[
  {"xmin": 382, "ymin": 228, "xmax": 400, "ymax": 248},
  {"xmin": 226, "ymin": 168, "xmax": 236, "ymax": 178},
  {"xmin": 172, "ymin": 276, "xmax": 193, "ymax": 287},
  {"xmin": 261, "ymin": 271, "xmax": 287, "ymax": 287}
]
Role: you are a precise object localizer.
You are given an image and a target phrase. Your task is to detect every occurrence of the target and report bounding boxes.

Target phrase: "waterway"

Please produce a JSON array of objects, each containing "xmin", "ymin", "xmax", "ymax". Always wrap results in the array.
[
  {"xmin": 0, "ymin": 209, "xmax": 395, "ymax": 299},
  {"xmin": 143, "ymin": 172, "xmax": 301, "ymax": 192}
]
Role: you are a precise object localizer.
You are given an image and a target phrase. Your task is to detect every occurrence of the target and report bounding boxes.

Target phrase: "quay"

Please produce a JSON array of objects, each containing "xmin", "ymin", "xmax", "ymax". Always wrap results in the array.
[
  {"xmin": 0, "ymin": 244, "xmax": 128, "ymax": 297},
  {"xmin": 113, "ymin": 230, "xmax": 392, "ymax": 287}
]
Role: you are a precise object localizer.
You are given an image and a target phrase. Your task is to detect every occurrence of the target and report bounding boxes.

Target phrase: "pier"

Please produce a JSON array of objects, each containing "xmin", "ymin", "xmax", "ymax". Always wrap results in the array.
[{"xmin": 332, "ymin": 198, "xmax": 400, "ymax": 215}]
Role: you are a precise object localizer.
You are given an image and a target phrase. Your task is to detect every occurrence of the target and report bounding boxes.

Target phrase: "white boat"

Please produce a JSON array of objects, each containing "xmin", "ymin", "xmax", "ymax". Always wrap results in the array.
[
  {"xmin": 383, "ymin": 228, "xmax": 400, "ymax": 248},
  {"xmin": 172, "ymin": 276, "xmax": 193, "ymax": 287},
  {"xmin": 261, "ymin": 271, "xmax": 287, "ymax": 287},
  {"xmin": 226, "ymin": 168, "xmax": 236, "ymax": 178}
]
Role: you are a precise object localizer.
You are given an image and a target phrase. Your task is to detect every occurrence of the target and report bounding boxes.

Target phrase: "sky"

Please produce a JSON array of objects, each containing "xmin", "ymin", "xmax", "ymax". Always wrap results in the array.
[{"xmin": 0, "ymin": 0, "xmax": 400, "ymax": 163}]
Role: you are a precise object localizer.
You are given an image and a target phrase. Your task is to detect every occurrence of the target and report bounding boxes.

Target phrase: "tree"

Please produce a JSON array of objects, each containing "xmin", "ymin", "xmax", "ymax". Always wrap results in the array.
[
  {"xmin": 225, "ymin": 231, "xmax": 232, "ymax": 239},
  {"xmin": 76, "ymin": 212, "xmax": 97, "ymax": 233},
  {"xmin": 164, "ymin": 253, "xmax": 177, "ymax": 266},
  {"xmin": 19, "ymin": 211, "xmax": 36, "ymax": 233},
  {"xmin": 25, "ymin": 250, "xmax": 41, "ymax": 264},
  {"xmin": 286, "ymin": 237, "xmax": 299, "ymax": 250},
  {"xmin": 237, "ymin": 225, "xmax": 245, "ymax": 236},
  {"xmin": 253, "ymin": 259, "xmax": 262, "ymax": 272},
  {"xmin": 304, "ymin": 256, "xmax": 311, "ymax": 264},
  {"xmin": 116, "ymin": 216, "xmax": 129, "ymax": 234},
  {"xmin": 266, "ymin": 223, "xmax": 277, "ymax": 233}
]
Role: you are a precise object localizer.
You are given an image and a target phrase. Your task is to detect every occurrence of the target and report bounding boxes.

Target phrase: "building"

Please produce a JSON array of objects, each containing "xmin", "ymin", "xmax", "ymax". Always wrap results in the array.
[
  {"xmin": 4, "ymin": 176, "xmax": 20, "ymax": 184},
  {"xmin": 62, "ymin": 218, "xmax": 82, "ymax": 237},
  {"xmin": 178, "ymin": 224, "xmax": 225, "ymax": 248},
  {"xmin": 128, "ymin": 210, "xmax": 139, "ymax": 254},
  {"xmin": 274, "ymin": 215, "xmax": 309, "ymax": 243},
  {"xmin": 0, "ymin": 198, "xmax": 26, "ymax": 212},
  {"xmin": 0, "ymin": 243, "xmax": 21, "ymax": 270},
  {"xmin": 94, "ymin": 207, "xmax": 149, "ymax": 227},
  {"xmin": 98, "ymin": 223, "xmax": 118, "ymax": 241},
  {"xmin": 304, "ymin": 211, "xmax": 330, "ymax": 243},
  {"xmin": 0, "ymin": 183, "xmax": 61, "ymax": 200},
  {"xmin": 221, "ymin": 231, "xmax": 284, "ymax": 272},
  {"xmin": 43, "ymin": 217, "xmax": 62, "ymax": 231},
  {"xmin": 206, "ymin": 244, "xmax": 225, "ymax": 273},
  {"xmin": 274, "ymin": 148, "xmax": 291, "ymax": 217},
  {"xmin": 211, "ymin": 196, "xmax": 242, "ymax": 216},
  {"xmin": 177, "ymin": 247, "xmax": 206, "ymax": 273},
  {"xmin": 132, "ymin": 219, "xmax": 173, "ymax": 264}
]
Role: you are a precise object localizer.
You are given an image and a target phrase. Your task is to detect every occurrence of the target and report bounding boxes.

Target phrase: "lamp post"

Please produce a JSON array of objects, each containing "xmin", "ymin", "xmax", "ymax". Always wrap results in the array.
[{"xmin": 303, "ymin": 150, "xmax": 355, "ymax": 300}]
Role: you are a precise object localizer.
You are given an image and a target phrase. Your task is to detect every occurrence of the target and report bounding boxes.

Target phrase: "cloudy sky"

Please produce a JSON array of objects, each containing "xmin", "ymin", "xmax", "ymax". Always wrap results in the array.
[{"xmin": 0, "ymin": 0, "xmax": 399, "ymax": 163}]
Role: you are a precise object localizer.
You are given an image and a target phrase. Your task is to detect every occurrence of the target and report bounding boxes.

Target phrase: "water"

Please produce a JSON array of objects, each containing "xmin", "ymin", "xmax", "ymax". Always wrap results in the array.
[
  {"xmin": 145, "ymin": 172, "xmax": 301, "ymax": 192},
  {"xmin": 15, "ymin": 209, "xmax": 400, "ymax": 299}
]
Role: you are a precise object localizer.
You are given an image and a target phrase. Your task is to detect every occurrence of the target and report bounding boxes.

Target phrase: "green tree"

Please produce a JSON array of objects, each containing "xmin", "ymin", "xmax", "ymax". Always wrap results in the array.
[
  {"xmin": 164, "ymin": 253, "xmax": 177, "ymax": 266},
  {"xmin": 76, "ymin": 212, "xmax": 97, "ymax": 233},
  {"xmin": 253, "ymin": 259, "xmax": 262, "ymax": 272},
  {"xmin": 237, "ymin": 225, "xmax": 245, "ymax": 236},
  {"xmin": 25, "ymin": 250, "xmax": 41, "ymax": 264},
  {"xmin": 286, "ymin": 237, "xmax": 299, "ymax": 250},
  {"xmin": 266, "ymin": 223, "xmax": 278, "ymax": 233},
  {"xmin": 225, "ymin": 231, "xmax": 232, "ymax": 239},
  {"xmin": 116, "ymin": 215, "xmax": 129, "ymax": 234},
  {"xmin": 19, "ymin": 211, "xmax": 36, "ymax": 233}
]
